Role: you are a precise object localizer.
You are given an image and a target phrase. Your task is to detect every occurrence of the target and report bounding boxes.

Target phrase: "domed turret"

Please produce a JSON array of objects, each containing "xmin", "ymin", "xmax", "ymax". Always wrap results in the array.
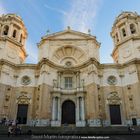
[
  {"xmin": 111, "ymin": 11, "xmax": 140, "ymax": 64},
  {"xmin": 0, "ymin": 14, "xmax": 27, "ymax": 64}
]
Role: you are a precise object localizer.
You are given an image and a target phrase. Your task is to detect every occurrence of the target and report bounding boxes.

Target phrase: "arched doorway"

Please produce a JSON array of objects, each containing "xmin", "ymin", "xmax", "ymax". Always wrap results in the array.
[
  {"xmin": 109, "ymin": 104, "xmax": 122, "ymax": 125},
  {"xmin": 62, "ymin": 100, "xmax": 75, "ymax": 124},
  {"xmin": 16, "ymin": 104, "xmax": 28, "ymax": 124}
]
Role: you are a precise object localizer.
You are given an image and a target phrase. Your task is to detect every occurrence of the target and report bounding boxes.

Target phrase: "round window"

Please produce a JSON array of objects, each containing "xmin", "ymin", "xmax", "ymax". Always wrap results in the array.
[
  {"xmin": 21, "ymin": 76, "xmax": 31, "ymax": 85},
  {"xmin": 65, "ymin": 61, "xmax": 72, "ymax": 67},
  {"xmin": 107, "ymin": 75, "xmax": 117, "ymax": 85}
]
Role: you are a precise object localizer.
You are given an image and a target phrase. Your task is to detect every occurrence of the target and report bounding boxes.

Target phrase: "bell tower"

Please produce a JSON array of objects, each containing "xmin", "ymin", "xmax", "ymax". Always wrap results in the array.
[
  {"xmin": 0, "ymin": 14, "xmax": 27, "ymax": 64},
  {"xmin": 111, "ymin": 11, "xmax": 140, "ymax": 64}
]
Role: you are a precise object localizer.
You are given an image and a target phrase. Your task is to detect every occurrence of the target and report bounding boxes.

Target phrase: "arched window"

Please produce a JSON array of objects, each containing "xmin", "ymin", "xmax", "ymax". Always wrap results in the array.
[
  {"xmin": 20, "ymin": 34, "xmax": 22, "ymax": 43},
  {"xmin": 122, "ymin": 28, "xmax": 126, "ymax": 37},
  {"xmin": 12, "ymin": 30, "xmax": 17, "ymax": 38},
  {"xmin": 130, "ymin": 24, "xmax": 136, "ymax": 34},
  {"xmin": 3, "ymin": 25, "xmax": 9, "ymax": 35}
]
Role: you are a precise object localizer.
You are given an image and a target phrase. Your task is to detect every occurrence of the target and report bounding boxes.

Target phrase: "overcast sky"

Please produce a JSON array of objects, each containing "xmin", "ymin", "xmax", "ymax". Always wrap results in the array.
[{"xmin": 0, "ymin": 0, "xmax": 140, "ymax": 64}]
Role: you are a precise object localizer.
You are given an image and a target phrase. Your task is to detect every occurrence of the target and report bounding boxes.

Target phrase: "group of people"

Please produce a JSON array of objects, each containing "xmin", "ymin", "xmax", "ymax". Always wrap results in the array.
[
  {"xmin": 128, "ymin": 125, "xmax": 135, "ymax": 134},
  {"xmin": 0, "ymin": 118, "xmax": 22, "ymax": 137},
  {"xmin": 8, "ymin": 125, "xmax": 22, "ymax": 137},
  {"xmin": 0, "ymin": 118, "xmax": 18, "ymax": 126}
]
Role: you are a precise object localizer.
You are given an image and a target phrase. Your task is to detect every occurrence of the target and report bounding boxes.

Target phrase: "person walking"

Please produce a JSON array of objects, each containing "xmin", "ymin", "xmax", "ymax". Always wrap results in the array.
[{"xmin": 8, "ymin": 125, "xmax": 13, "ymax": 137}]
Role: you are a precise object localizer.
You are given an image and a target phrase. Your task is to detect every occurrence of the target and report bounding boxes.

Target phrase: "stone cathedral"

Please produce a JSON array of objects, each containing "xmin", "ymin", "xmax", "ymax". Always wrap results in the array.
[{"xmin": 0, "ymin": 11, "xmax": 140, "ymax": 127}]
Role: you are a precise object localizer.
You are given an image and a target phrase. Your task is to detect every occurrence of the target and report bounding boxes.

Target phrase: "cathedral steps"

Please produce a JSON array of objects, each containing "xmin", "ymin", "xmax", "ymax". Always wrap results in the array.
[{"xmin": 0, "ymin": 126, "xmax": 140, "ymax": 135}]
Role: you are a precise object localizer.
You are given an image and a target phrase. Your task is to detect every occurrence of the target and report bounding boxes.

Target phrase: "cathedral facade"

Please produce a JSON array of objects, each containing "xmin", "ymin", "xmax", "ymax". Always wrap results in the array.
[{"xmin": 0, "ymin": 11, "xmax": 140, "ymax": 127}]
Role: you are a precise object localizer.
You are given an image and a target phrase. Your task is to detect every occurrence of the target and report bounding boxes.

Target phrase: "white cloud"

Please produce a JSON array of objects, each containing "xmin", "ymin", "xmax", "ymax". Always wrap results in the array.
[
  {"xmin": 0, "ymin": 3, "xmax": 7, "ymax": 14},
  {"xmin": 64, "ymin": 0, "xmax": 102, "ymax": 33},
  {"xmin": 44, "ymin": 4, "xmax": 67, "ymax": 15}
]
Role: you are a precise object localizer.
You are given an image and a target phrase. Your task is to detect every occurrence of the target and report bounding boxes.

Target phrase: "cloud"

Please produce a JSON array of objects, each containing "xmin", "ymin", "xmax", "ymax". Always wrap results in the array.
[
  {"xmin": 44, "ymin": 4, "xmax": 67, "ymax": 15},
  {"xmin": 0, "ymin": 3, "xmax": 7, "ymax": 14},
  {"xmin": 64, "ymin": 0, "xmax": 102, "ymax": 33}
]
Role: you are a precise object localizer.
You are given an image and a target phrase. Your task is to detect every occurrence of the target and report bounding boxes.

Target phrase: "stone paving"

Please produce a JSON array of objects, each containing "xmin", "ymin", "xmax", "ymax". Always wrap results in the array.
[{"xmin": 0, "ymin": 135, "xmax": 140, "ymax": 140}]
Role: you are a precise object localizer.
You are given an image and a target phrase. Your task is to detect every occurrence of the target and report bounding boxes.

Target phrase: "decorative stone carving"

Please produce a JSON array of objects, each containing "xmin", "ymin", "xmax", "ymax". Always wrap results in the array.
[
  {"xmin": 21, "ymin": 75, "xmax": 31, "ymax": 85},
  {"xmin": 65, "ymin": 61, "xmax": 72, "ymax": 67},
  {"xmin": 107, "ymin": 75, "xmax": 117, "ymax": 85},
  {"xmin": 88, "ymin": 64, "xmax": 97, "ymax": 74},
  {"xmin": 107, "ymin": 92, "xmax": 121, "ymax": 104},
  {"xmin": 41, "ymin": 65, "xmax": 50, "ymax": 74},
  {"xmin": 53, "ymin": 79, "xmax": 57, "ymax": 88},
  {"xmin": 5, "ymin": 95, "xmax": 10, "ymax": 101},
  {"xmin": 128, "ymin": 94, "xmax": 134, "ymax": 110},
  {"xmin": 118, "ymin": 70, "xmax": 124, "ymax": 77},
  {"xmin": 52, "ymin": 46, "xmax": 86, "ymax": 65},
  {"xmin": 37, "ymin": 95, "xmax": 40, "ymax": 101},
  {"xmin": 17, "ymin": 94, "xmax": 30, "ymax": 104}
]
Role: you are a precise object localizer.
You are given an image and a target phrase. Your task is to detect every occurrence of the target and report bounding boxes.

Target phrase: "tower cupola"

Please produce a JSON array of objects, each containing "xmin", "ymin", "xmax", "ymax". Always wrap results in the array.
[
  {"xmin": 0, "ymin": 14, "xmax": 27, "ymax": 64},
  {"xmin": 111, "ymin": 11, "xmax": 140, "ymax": 64}
]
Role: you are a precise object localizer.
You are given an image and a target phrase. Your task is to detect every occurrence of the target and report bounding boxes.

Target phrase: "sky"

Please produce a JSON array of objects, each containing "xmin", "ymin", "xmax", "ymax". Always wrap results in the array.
[{"xmin": 0, "ymin": 0, "xmax": 140, "ymax": 64}]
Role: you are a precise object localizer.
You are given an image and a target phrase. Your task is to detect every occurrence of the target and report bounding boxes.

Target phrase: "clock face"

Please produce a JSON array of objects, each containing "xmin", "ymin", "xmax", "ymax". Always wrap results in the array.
[
  {"xmin": 107, "ymin": 76, "xmax": 117, "ymax": 85},
  {"xmin": 21, "ymin": 76, "xmax": 31, "ymax": 85}
]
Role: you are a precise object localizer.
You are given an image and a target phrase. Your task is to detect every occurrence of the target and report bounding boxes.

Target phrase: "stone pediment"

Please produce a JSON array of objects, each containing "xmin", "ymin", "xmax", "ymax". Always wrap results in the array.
[{"xmin": 43, "ymin": 30, "xmax": 95, "ymax": 40}]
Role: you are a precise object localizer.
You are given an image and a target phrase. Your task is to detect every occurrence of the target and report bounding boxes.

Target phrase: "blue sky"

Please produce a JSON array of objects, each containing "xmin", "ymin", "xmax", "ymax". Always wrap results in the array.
[{"xmin": 0, "ymin": 0, "xmax": 140, "ymax": 64}]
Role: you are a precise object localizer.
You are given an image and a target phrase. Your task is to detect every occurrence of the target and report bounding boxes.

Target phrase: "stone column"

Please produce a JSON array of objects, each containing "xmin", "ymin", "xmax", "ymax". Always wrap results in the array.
[
  {"xmin": 52, "ymin": 97, "xmax": 56, "ymax": 121},
  {"xmin": 55, "ymin": 98, "xmax": 58, "ymax": 120},
  {"xmin": 57, "ymin": 97, "xmax": 60, "ymax": 121},
  {"xmin": 116, "ymin": 28, "xmax": 121, "ymax": 41},
  {"xmin": 79, "ymin": 97, "xmax": 82, "ymax": 120},
  {"xmin": 126, "ymin": 22, "xmax": 131, "ymax": 36},
  {"xmin": 76, "ymin": 97, "xmax": 80, "ymax": 121},
  {"xmin": 76, "ymin": 96, "xmax": 86, "ymax": 127},
  {"xmin": 57, "ymin": 72, "xmax": 61, "ymax": 89},
  {"xmin": 17, "ymin": 29, "xmax": 22, "ymax": 42},
  {"xmin": 81, "ymin": 97, "xmax": 85, "ymax": 121},
  {"xmin": 76, "ymin": 72, "xmax": 80, "ymax": 90},
  {"xmin": 8, "ymin": 24, "xmax": 13, "ymax": 37},
  {"xmin": 22, "ymin": 37, "xmax": 26, "ymax": 46},
  {"xmin": 51, "ymin": 97, "xmax": 61, "ymax": 127}
]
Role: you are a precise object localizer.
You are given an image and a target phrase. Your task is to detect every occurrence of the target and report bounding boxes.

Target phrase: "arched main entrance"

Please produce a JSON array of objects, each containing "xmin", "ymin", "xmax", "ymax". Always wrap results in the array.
[{"xmin": 62, "ymin": 100, "xmax": 75, "ymax": 124}]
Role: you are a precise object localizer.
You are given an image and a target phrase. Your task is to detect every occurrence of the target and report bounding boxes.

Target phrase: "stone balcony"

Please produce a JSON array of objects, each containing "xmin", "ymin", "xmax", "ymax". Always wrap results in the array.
[
  {"xmin": 53, "ymin": 87, "xmax": 86, "ymax": 94},
  {"xmin": 52, "ymin": 79, "xmax": 86, "ymax": 94}
]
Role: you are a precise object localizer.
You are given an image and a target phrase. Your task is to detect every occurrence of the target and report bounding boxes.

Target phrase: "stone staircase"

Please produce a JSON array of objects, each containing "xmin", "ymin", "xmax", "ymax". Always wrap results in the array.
[{"xmin": 1, "ymin": 125, "xmax": 140, "ymax": 135}]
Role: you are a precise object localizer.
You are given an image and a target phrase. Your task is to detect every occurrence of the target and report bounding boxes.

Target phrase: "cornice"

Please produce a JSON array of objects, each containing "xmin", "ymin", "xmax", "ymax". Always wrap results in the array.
[
  {"xmin": 0, "ymin": 36, "xmax": 27, "ymax": 56},
  {"xmin": 100, "ymin": 58, "xmax": 140, "ymax": 69},
  {"xmin": 112, "ymin": 12, "xmax": 140, "ymax": 30},
  {"xmin": 37, "ymin": 29, "xmax": 100, "ymax": 47},
  {"xmin": 0, "ymin": 59, "xmax": 37, "ymax": 70},
  {"xmin": 111, "ymin": 35, "xmax": 140, "ymax": 56},
  {"xmin": 38, "ymin": 58, "xmax": 100, "ymax": 71},
  {"xmin": 38, "ymin": 38, "xmax": 100, "ymax": 48},
  {"xmin": 38, "ymin": 58, "xmax": 140, "ymax": 70},
  {"xmin": 1, "ymin": 58, "xmax": 140, "ymax": 72}
]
